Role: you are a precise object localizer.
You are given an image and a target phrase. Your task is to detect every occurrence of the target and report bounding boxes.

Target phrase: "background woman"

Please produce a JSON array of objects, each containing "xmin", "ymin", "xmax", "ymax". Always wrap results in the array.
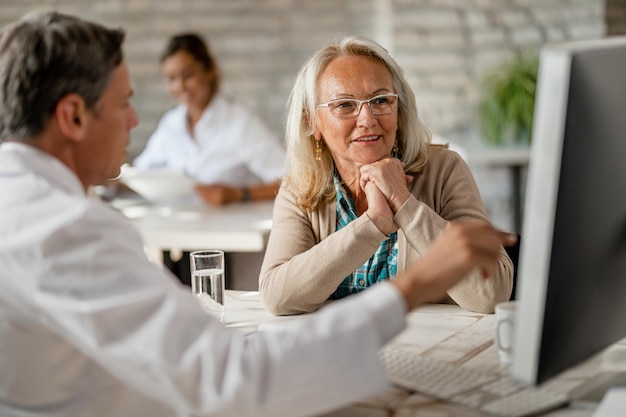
[{"xmin": 134, "ymin": 33, "xmax": 285, "ymax": 205}]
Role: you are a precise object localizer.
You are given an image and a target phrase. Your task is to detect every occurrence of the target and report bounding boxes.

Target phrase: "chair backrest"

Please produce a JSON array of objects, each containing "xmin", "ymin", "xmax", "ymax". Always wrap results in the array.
[
  {"xmin": 431, "ymin": 134, "xmax": 468, "ymax": 161},
  {"xmin": 505, "ymin": 234, "xmax": 521, "ymax": 300}
]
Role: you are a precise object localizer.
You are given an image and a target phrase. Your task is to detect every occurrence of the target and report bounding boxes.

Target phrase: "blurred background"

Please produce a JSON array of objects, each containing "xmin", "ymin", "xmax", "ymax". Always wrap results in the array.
[{"xmin": 0, "ymin": 0, "xmax": 621, "ymax": 232}]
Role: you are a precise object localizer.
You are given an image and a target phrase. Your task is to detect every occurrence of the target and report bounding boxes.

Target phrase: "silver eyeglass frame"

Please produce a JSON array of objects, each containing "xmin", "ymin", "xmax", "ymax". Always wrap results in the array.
[{"xmin": 316, "ymin": 93, "xmax": 399, "ymax": 119}]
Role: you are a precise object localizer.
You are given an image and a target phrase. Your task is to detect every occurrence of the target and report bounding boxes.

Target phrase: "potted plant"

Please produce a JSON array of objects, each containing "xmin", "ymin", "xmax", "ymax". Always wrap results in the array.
[{"xmin": 479, "ymin": 55, "xmax": 538, "ymax": 146}]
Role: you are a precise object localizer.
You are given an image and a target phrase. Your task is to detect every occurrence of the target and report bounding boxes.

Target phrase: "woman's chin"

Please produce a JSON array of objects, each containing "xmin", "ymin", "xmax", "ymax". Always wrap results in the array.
[{"xmin": 353, "ymin": 151, "xmax": 392, "ymax": 165}]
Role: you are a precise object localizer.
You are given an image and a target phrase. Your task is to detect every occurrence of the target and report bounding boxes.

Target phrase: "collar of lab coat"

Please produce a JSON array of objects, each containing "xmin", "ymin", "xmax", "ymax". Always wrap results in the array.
[{"xmin": 0, "ymin": 141, "xmax": 85, "ymax": 197}]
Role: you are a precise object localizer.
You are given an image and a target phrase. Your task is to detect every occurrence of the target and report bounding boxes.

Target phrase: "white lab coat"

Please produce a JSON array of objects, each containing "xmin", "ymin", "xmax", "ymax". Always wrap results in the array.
[
  {"xmin": 133, "ymin": 94, "xmax": 286, "ymax": 187},
  {"xmin": 0, "ymin": 142, "xmax": 406, "ymax": 417}
]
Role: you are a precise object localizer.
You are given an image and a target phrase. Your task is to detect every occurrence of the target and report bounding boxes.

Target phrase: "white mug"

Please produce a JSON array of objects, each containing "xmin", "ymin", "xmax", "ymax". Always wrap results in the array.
[{"xmin": 494, "ymin": 301, "xmax": 517, "ymax": 365}]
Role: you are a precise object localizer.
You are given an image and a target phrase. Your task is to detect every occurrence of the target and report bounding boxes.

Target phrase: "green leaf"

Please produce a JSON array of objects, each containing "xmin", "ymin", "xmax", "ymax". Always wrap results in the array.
[{"xmin": 479, "ymin": 55, "xmax": 538, "ymax": 145}]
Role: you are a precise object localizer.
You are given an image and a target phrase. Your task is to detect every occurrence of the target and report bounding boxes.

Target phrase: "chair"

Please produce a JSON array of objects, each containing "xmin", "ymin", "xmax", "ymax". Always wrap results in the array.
[
  {"xmin": 505, "ymin": 234, "xmax": 521, "ymax": 301},
  {"xmin": 431, "ymin": 134, "xmax": 468, "ymax": 161}
]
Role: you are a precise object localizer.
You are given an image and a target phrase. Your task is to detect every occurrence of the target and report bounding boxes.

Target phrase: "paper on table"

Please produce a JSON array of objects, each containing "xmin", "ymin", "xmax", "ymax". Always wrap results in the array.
[{"xmin": 592, "ymin": 386, "xmax": 626, "ymax": 417}]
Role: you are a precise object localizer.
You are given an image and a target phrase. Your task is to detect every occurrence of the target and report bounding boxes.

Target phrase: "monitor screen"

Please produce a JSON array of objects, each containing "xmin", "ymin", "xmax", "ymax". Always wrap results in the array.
[{"xmin": 512, "ymin": 36, "xmax": 626, "ymax": 386}]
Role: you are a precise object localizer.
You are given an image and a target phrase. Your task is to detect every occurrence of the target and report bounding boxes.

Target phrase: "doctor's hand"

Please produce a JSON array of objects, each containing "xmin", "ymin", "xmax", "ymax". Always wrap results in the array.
[{"xmin": 392, "ymin": 221, "xmax": 517, "ymax": 311}]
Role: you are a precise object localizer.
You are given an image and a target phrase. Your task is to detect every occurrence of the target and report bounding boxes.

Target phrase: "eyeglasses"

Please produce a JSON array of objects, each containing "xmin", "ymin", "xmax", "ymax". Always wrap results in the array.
[{"xmin": 316, "ymin": 93, "xmax": 399, "ymax": 119}]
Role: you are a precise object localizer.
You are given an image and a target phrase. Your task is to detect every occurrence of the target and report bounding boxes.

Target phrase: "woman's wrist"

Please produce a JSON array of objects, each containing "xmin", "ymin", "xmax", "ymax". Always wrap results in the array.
[
  {"xmin": 366, "ymin": 209, "xmax": 397, "ymax": 236},
  {"xmin": 389, "ymin": 190, "xmax": 411, "ymax": 213}
]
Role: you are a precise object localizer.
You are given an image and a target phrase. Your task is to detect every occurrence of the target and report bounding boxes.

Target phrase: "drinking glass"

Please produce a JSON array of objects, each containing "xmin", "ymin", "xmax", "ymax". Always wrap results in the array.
[{"xmin": 190, "ymin": 250, "xmax": 225, "ymax": 321}]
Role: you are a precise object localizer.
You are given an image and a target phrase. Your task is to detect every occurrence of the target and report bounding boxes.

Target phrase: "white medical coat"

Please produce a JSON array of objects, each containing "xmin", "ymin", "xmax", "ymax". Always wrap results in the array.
[
  {"xmin": 0, "ymin": 142, "xmax": 406, "ymax": 417},
  {"xmin": 133, "ymin": 94, "xmax": 285, "ymax": 187}
]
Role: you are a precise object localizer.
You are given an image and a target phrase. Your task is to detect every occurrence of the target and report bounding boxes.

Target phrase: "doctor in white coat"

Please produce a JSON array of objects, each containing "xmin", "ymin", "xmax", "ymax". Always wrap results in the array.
[{"xmin": 0, "ymin": 11, "xmax": 515, "ymax": 417}]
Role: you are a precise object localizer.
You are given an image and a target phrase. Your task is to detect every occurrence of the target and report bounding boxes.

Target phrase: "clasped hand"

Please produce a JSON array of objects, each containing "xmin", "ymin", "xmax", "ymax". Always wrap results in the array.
[{"xmin": 359, "ymin": 157, "xmax": 413, "ymax": 236}]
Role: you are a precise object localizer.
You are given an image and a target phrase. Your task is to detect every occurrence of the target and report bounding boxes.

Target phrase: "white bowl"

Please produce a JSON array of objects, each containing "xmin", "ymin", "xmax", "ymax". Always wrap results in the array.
[{"xmin": 120, "ymin": 166, "xmax": 196, "ymax": 202}]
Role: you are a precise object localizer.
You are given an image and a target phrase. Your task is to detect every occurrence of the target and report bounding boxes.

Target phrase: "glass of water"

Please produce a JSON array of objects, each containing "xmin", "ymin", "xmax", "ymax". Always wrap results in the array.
[{"xmin": 189, "ymin": 250, "xmax": 225, "ymax": 322}]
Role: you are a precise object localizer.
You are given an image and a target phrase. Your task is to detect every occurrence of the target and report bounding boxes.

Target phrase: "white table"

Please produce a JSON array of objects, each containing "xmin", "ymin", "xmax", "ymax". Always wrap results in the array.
[
  {"xmin": 219, "ymin": 290, "xmax": 626, "ymax": 417},
  {"xmin": 111, "ymin": 196, "xmax": 274, "ymax": 265},
  {"xmin": 464, "ymin": 143, "xmax": 531, "ymax": 167}
]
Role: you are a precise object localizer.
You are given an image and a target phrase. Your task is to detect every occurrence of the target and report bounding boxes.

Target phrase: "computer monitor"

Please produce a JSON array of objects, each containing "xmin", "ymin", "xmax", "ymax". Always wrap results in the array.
[{"xmin": 512, "ymin": 36, "xmax": 626, "ymax": 387}]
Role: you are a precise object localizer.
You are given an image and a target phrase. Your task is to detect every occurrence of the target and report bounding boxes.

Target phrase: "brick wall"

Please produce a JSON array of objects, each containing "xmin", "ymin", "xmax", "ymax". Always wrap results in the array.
[
  {"xmin": 0, "ymin": 0, "xmax": 605, "ymax": 160},
  {"xmin": 392, "ymin": 0, "xmax": 605, "ymax": 138},
  {"xmin": 0, "ymin": 0, "xmax": 605, "ymax": 156}
]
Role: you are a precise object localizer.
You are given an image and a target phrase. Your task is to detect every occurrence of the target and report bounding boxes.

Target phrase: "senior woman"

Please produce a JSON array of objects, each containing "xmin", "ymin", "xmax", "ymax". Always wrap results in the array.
[{"xmin": 259, "ymin": 36, "xmax": 514, "ymax": 315}]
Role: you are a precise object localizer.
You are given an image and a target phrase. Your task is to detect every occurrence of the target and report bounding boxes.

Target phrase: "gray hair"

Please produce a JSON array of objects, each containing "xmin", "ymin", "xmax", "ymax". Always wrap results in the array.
[
  {"xmin": 283, "ymin": 35, "xmax": 432, "ymax": 210},
  {"xmin": 0, "ymin": 11, "xmax": 125, "ymax": 141}
]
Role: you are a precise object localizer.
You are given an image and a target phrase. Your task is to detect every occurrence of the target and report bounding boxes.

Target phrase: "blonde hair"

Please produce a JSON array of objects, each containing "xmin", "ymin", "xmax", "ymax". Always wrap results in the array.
[{"xmin": 283, "ymin": 35, "xmax": 432, "ymax": 210}]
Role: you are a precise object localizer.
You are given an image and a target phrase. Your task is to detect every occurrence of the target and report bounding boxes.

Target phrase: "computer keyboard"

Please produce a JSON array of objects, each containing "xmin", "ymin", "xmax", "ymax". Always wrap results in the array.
[{"xmin": 379, "ymin": 346, "xmax": 569, "ymax": 417}]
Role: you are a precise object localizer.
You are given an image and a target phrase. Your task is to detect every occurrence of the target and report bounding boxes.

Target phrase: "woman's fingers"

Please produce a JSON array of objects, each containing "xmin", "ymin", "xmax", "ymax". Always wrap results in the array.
[
  {"xmin": 360, "ymin": 158, "xmax": 411, "ymax": 212},
  {"xmin": 364, "ymin": 181, "xmax": 397, "ymax": 235}
]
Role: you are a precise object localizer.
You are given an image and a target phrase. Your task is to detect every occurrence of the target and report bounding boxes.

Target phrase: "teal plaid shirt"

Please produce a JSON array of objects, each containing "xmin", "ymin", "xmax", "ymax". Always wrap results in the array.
[{"xmin": 330, "ymin": 174, "xmax": 398, "ymax": 299}]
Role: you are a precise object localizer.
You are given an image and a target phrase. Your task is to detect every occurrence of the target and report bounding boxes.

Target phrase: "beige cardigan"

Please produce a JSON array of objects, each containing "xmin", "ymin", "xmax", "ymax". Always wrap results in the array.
[{"xmin": 259, "ymin": 146, "xmax": 513, "ymax": 315}]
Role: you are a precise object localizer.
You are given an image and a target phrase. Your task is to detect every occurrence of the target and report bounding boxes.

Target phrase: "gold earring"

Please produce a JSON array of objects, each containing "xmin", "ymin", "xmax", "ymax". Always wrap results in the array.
[
  {"xmin": 315, "ymin": 140, "xmax": 322, "ymax": 161},
  {"xmin": 392, "ymin": 140, "xmax": 400, "ymax": 158}
]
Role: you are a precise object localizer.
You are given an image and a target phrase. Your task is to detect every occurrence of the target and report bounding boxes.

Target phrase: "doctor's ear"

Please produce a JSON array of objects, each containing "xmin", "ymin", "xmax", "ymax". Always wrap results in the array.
[{"xmin": 55, "ymin": 94, "xmax": 89, "ymax": 142}]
